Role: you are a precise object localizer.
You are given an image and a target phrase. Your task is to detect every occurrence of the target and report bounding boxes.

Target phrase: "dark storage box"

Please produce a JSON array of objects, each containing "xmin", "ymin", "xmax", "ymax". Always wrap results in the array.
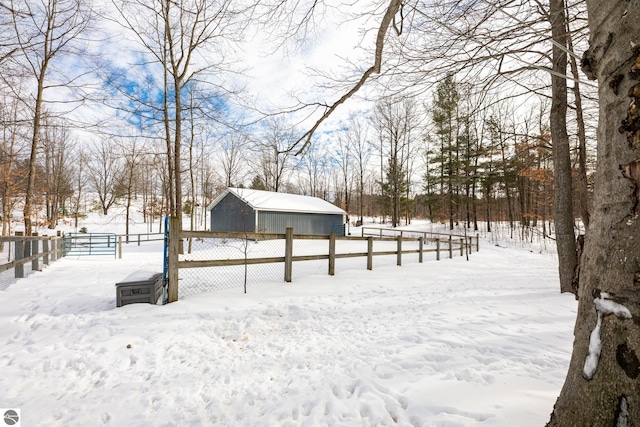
[{"xmin": 116, "ymin": 270, "xmax": 163, "ymax": 307}]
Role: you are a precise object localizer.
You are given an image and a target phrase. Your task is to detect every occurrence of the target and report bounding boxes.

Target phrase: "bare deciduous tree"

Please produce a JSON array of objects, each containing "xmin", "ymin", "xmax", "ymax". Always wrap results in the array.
[
  {"xmin": 87, "ymin": 139, "xmax": 124, "ymax": 216},
  {"xmin": 0, "ymin": 89, "xmax": 24, "ymax": 241},
  {"xmin": 373, "ymin": 95, "xmax": 419, "ymax": 227},
  {"xmin": 111, "ymin": 0, "xmax": 245, "ymax": 235},
  {"xmin": 8, "ymin": 0, "xmax": 91, "ymax": 235},
  {"xmin": 70, "ymin": 143, "xmax": 87, "ymax": 230},
  {"xmin": 41, "ymin": 117, "xmax": 74, "ymax": 229},
  {"xmin": 343, "ymin": 114, "xmax": 372, "ymax": 225},
  {"xmin": 298, "ymin": 142, "xmax": 328, "ymax": 198},
  {"xmin": 251, "ymin": 117, "xmax": 298, "ymax": 192},
  {"xmin": 216, "ymin": 132, "xmax": 248, "ymax": 188},
  {"xmin": 117, "ymin": 137, "xmax": 145, "ymax": 241}
]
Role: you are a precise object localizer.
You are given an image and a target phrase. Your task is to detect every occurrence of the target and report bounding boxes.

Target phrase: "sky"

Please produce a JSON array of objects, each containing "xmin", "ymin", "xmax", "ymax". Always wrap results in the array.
[
  {"xmin": 83, "ymin": 0, "xmax": 379, "ymax": 134},
  {"xmin": 0, "ymin": 209, "xmax": 578, "ymax": 426},
  {"xmin": 7, "ymin": 0, "xmax": 595, "ymax": 165}
]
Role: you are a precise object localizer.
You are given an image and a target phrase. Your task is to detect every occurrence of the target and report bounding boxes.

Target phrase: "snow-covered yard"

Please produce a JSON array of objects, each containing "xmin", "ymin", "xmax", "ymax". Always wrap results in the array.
[{"xmin": 0, "ymin": 225, "xmax": 577, "ymax": 426}]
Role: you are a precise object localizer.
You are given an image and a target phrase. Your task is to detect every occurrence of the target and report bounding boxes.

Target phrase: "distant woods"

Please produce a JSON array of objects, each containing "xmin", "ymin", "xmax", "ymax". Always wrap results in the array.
[{"xmin": 0, "ymin": 0, "xmax": 594, "ymax": 242}]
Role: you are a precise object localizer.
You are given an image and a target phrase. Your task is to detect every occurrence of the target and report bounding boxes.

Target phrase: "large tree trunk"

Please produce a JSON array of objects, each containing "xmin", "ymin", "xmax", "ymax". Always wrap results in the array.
[
  {"xmin": 24, "ymin": 67, "xmax": 47, "ymax": 237},
  {"xmin": 549, "ymin": 0, "xmax": 577, "ymax": 294},
  {"xmin": 566, "ymin": 8, "xmax": 591, "ymax": 231},
  {"xmin": 547, "ymin": 1, "xmax": 640, "ymax": 424}
]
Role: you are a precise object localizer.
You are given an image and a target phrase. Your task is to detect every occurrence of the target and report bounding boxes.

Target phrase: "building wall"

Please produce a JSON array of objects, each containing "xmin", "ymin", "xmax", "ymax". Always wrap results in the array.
[
  {"xmin": 258, "ymin": 211, "xmax": 344, "ymax": 236},
  {"xmin": 209, "ymin": 193, "xmax": 256, "ymax": 232}
]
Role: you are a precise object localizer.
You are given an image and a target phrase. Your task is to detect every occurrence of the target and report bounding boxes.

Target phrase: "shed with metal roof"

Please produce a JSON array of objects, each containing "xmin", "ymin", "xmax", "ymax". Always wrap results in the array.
[{"xmin": 206, "ymin": 188, "xmax": 346, "ymax": 235}]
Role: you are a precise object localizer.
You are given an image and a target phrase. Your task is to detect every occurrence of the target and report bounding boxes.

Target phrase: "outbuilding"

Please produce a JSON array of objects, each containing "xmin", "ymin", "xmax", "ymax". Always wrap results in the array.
[{"xmin": 207, "ymin": 188, "xmax": 346, "ymax": 236}]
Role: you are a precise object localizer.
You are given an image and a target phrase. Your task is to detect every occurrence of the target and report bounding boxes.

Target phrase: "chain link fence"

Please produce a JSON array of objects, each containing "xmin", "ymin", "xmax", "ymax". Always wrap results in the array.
[
  {"xmin": 179, "ymin": 237, "xmax": 285, "ymax": 296},
  {"xmin": 177, "ymin": 234, "xmax": 439, "ymax": 298}
]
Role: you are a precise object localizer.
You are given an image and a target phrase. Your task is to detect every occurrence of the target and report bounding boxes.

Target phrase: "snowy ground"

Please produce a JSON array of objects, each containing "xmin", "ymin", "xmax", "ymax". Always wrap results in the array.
[{"xmin": 0, "ymin": 214, "xmax": 577, "ymax": 426}]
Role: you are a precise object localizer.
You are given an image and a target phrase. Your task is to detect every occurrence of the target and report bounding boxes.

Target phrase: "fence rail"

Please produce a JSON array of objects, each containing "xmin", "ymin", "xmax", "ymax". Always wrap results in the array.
[
  {"xmin": 0, "ymin": 234, "xmax": 64, "ymax": 287},
  {"xmin": 119, "ymin": 232, "xmax": 165, "ymax": 245},
  {"xmin": 167, "ymin": 218, "xmax": 479, "ymax": 302},
  {"xmin": 361, "ymin": 226, "xmax": 475, "ymax": 242}
]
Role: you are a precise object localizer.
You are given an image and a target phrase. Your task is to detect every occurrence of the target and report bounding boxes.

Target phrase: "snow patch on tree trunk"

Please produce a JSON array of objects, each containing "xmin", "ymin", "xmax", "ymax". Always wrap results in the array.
[
  {"xmin": 615, "ymin": 395, "xmax": 628, "ymax": 427},
  {"xmin": 582, "ymin": 293, "xmax": 632, "ymax": 380}
]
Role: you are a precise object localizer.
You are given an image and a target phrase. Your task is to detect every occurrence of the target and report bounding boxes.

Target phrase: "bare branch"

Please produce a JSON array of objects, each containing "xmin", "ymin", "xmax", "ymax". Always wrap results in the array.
[{"xmin": 291, "ymin": 0, "xmax": 404, "ymax": 155}]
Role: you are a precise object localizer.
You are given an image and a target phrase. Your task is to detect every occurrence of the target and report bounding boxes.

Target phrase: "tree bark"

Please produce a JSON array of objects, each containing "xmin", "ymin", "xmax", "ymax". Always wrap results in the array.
[
  {"xmin": 549, "ymin": 0, "xmax": 576, "ymax": 294},
  {"xmin": 24, "ymin": 66, "xmax": 47, "ymax": 236},
  {"xmin": 566, "ymin": 6, "xmax": 591, "ymax": 230},
  {"xmin": 547, "ymin": 0, "xmax": 640, "ymax": 423}
]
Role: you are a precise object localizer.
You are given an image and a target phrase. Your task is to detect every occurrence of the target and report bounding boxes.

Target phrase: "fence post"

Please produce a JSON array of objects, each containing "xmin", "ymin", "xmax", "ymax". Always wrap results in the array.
[
  {"xmin": 43, "ymin": 238, "xmax": 50, "ymax": 265},
  {"xmin": 58, "ymin": 233, "xmax": 64, "ymax": 258},
  {"xmin": 448, "ymin": 236, "xmax": 452, "ymax": 259},
  {"xmin": 168, "ymin": 217, "xmax": 180, "ymax": 302},
  {"xmin": 367, "ymin": 236, "xmax": 373, "ymax": 270},
  {"xmin": 418, "ymin": 237, "xmax": 423, "ymax": 263},
  {"xmin": 397, "ymin": 236, "xmax": 402, "ymax": 266},
  {"xmin": 50, "ymin": 237, "xmax": 56, "ymax": 262},
  {"xmin": 118, "ymin": 236, "xmax": 122, "ymax": 259},
  {"xmin": 328, "ymin": 232, "xmax": 336, "ymax": 276},
  {"xmin": 24, "ymin": 232, "xmax": 31, "ymax": 260},
  {"xmin": 55, "ymin": 231, "xmax": 61, "ymax": 260},
  {"xmin": 465, "ymin": 237, "xmax": 470, "ymax": 261},
  {"xmin": 476, "ymin": 234, "xmax": 480, "ymax": 252},
  {"xmin": 284, "ymin": 227, "xmax": 293, "ymax": 282},
  {"xmin": 460, "ymin": 238, "xmax": 464, "ymax": 257},
  {"xmin": 15, "ymin": 232, "xmax": 25, "ymax": 278},
  {"xmin": 32, "ymin": 233, "xmax": 40, "ymax": 271},
  {"xmin": 436, "ymin": 238, "xmax": 440, "ymax": 261},
  {"xmin": 138, "ymin": 234, "xmax": 141, "ymax": 246}
]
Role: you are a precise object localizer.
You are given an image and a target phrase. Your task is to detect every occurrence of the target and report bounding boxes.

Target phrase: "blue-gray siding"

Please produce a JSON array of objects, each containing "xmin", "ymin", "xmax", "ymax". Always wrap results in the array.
[
  {"xmin": 209, "ymin": 193, "xmax": 256, "ymax": 232},
  {"xmin": 257, "ymin": 211, "xmax": 344, "ymax": 235}
]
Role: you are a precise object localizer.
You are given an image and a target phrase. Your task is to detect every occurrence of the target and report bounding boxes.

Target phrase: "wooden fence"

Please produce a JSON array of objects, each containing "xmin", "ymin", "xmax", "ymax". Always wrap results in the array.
[
  {"xmin": 0, "ymin": 233, "xmax": 64, "ymax": 279},
  {"xmin": 119, "ymin": 232, "xmax": 165, "ymax": 245},
  {"xmin": 0, "ymin": 231, "xmax": 163, "ymax": 289},
  {"xmin": 361, "ymin": 226, "xmax": 476, "ymax": 242},
  {"xmin": 166, "ymin": 217, "xmax": 479, "ymax": 303}
]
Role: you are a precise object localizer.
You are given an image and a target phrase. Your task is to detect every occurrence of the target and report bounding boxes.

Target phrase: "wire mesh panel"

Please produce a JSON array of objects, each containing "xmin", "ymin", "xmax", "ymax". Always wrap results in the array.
[
  {"xmin": 290, "ymin": 237, "xmax": 328, "ymax": 279},
  {"xmin": 179, "ymin": 237, "xmax": 286, "ymax": 297},
  {"xmin": 176, "ymin": 232, "xmax": 460, "ymax": 299},
  {"xmin": 179, "ymin": 263, "xmax": 285, "ymax": 297},
  {"xmin": 333, "ymin": 238, "xmax": 370, "ymax": 274}
]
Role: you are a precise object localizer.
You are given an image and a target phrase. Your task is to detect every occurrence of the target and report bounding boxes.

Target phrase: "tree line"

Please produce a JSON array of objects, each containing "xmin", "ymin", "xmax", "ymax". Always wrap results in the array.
[
  {"xmin": 0, "ymin": 77, "xmax": 586, "ymax": 239},
  {"xmin": 0, "ymin": 0, "xmax": 593, "ymax": 247},
  {"xmin": 0, "ymin": 0, "xmax": 594, "ymax": 242}
]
